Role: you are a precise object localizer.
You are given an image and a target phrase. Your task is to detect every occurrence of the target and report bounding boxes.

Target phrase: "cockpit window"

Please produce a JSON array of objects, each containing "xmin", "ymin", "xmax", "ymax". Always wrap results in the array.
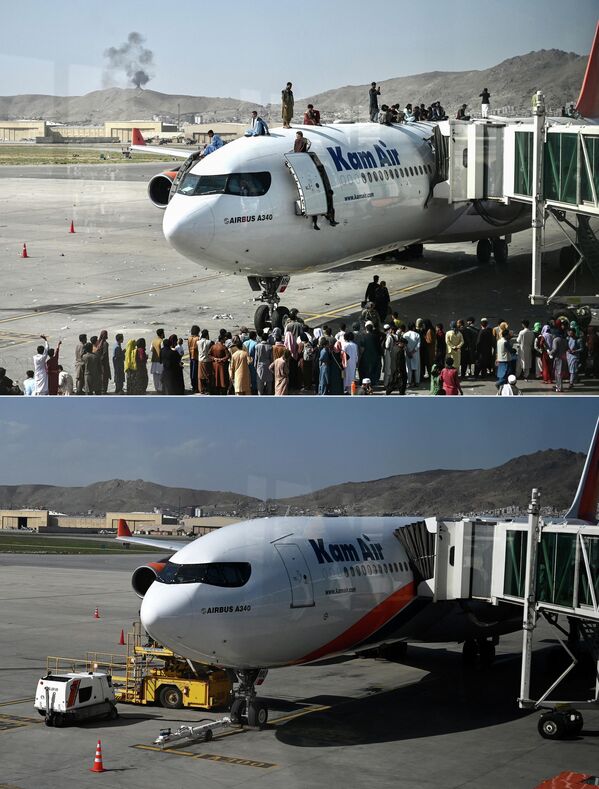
[
  {"xmin": 156, "ymin": 561, "xmax": 251, "ymax": 587},
  {"xmin": 178, "ymin": 172, "xmax": 271, "ymax": 197},
  {"xmin": 225, "ymin": 172, "xmax": 271, "ymax": 196},
  {"xmin": 178, "ymin": 173, "xmax": 228, "ymax": 196}
]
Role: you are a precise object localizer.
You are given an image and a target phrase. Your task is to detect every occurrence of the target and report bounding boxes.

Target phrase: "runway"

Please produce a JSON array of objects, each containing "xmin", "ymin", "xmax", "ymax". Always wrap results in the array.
[
  {"xmin": 0, "ymin": 165, "xmax": 597, "ymax": 393},
  {"xmin": 0, "ymin": 552, "xmax": 596, "ymax": 789}
]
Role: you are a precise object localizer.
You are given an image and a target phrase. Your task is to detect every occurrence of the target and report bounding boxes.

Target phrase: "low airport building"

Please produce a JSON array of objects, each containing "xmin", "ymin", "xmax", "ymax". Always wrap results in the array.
[{"xmin": 0, "ymin": 508, "xmax": 237, "ymax": 535}]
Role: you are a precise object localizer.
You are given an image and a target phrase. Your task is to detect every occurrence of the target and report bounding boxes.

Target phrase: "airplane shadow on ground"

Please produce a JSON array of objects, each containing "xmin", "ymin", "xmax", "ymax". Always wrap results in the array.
[
  {"xmin": 0, "ymin": 303, "xmax": 149, "ymax": 317},
  {"xmin": 274, "ymin": 644, "xmax": 592, "ymax": 747}
]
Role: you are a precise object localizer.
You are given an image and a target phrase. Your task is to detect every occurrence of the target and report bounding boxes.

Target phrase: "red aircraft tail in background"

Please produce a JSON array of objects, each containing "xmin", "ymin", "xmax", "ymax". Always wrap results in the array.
[
  {"xmin": 576, "ymin": 21, "xmax": 599, "ymax": 119},
  {"xmin": 131, "ymin": 128, "xmax": 146, "ymax": 146}
]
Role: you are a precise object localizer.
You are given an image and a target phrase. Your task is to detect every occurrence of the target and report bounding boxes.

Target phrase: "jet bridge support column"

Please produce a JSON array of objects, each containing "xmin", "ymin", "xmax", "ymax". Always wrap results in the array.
[
  {"xmin": 519, "ymin": 488, "xmax": 541, "ymax": 706},
  {"xmin": 530, "ymin": 92, "xmax": 546, "ymax": 305}
]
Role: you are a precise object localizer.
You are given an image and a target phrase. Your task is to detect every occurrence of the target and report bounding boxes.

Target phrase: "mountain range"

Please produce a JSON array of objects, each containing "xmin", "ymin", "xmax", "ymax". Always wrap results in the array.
[
  {"xmin": 0, "ymin": 49, "xmax": 586, "ymax": 124},
  {"xmin": 0, "ymin": 449, "xmax": 584, "ymax": 518}
]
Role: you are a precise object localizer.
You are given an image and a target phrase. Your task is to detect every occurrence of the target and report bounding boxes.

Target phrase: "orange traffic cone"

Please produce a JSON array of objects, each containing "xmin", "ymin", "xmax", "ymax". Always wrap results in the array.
[
  {"xmin": 90, "ymin": 739, "xmax": 106, "ymax": 773},
  {"xmin": 21, "ymin": 243, "xmax": 28, "ymax": 258},
  {"xmin": 94, "ymin": 607, "xmax": 100, "ymax": 619},
  {"xmin": 118, "ymin": 629, "xmax": 125, "ymax": 646},
  {"xmin": 69, "ymin": 220, "xmax": 75, "ymax": 234}
]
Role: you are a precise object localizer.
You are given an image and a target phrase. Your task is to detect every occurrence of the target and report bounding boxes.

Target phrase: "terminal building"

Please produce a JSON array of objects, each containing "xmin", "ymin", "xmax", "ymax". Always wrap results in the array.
[
  {"xmin": 0, "ymin": 509, "xmax": 237, "ymax": 535},
  {"xmin": 0, "ymin": 119, "xmax": 247, "ymax": 144}
]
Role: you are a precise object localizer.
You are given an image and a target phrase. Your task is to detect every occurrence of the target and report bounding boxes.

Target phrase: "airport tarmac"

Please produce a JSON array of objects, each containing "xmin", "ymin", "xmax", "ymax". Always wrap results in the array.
[
  {"xmin": 1, "ymin": 162, "xmax": 597, "ymax": 394},
  {"xmin": 0, "ymin": 552, "xmax": 597, "ymax": 789}
]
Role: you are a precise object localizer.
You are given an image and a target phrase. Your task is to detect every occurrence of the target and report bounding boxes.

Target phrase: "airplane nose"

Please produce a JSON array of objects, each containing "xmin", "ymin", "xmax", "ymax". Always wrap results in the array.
[
  {"xmin": 140, "ymin": 581, "xmax": 194, "ymax": 646},
  {"xmin": 163, "ymin": 196, "xmax": 215, "ymax": 261}
]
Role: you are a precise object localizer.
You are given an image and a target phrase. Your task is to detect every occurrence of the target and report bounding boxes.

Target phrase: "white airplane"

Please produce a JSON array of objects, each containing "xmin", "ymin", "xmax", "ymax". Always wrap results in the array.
[
  {"xmin": 117, "ymin": 419, "xmax": 599, "ymax": 728},
  {"xmin": 129, "ymin": 26, "xmax": 599, "ymax": 334}
]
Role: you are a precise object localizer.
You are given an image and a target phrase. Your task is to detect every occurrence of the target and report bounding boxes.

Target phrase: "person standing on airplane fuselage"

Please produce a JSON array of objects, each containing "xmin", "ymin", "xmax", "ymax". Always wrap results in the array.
[
  {"xmin": 369, "ymin": 82, "xmax": 381, "ymax": 122},
  {"xmin": 282, "ymin": 82, "xmax": 294, "ymax": 128}
]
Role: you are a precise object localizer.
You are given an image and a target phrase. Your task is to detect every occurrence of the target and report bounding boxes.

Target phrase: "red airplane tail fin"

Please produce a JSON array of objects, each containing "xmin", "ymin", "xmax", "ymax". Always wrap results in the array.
[
  {"xmin": 575, "ymin": 21, "xmax": 599, "ymax": 119},
  {"xmin": 131, "ymin": 128, "xmax": 146, "ymax": 146},
  {"xmin": 117, "ymin": 518, "xmax": 133, "ymax": 538},
  {"xmin": 565, "ymin": 418, "xmax": 599, "ymax": 522}
]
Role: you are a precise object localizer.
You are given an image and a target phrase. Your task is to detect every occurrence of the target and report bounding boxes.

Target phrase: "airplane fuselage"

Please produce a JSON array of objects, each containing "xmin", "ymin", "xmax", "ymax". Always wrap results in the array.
[{"xmin": 161, "ymin": 123, "xmax": 529, "ymax": 278}]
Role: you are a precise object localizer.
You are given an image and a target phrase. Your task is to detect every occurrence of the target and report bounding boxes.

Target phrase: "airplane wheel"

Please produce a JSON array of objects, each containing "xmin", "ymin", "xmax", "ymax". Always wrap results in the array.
[
  {"xmin": 538, "ymin": 712, "xmax": 566, "ymax": 740},
  {"xmin": 271, "ymin": 306, "xmax": 289, "ymax": 330},
  {"xmin": 230, "ymin": 697, "xmax": 246, "ymax": 724},
  {"xmin": 247, "ymin": 701, "xmax": 268, "ymax": 729},
  {"xmin": 492, "ymin": 239, "xmax": 509, "ymax": 265},
  {"xmin": 254, "ymin": 305, "xmax": 270, "ymax": 334},
  {"xmin": 476, "ymin": 239, "xmax": 492, "ymax": 264}
]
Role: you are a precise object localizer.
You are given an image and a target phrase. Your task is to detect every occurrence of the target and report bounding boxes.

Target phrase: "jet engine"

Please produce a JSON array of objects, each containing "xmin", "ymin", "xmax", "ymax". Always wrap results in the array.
[
  {"xmin": 131, "ymin": 557, "xmax": 171, "ymax": 598},
  {"xmin": 148, "ymin": 169, "xmax": 180, "ymax": 209}
]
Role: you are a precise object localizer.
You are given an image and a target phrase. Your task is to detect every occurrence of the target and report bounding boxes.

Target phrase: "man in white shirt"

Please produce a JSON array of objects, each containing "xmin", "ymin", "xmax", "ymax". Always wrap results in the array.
[
  {"xmin": 23, "ymin": 370, "xmax": 35, "ymax": 396},
  {"xmin": 33, "ymin": 336, "xmax": 49, "ymax": 395},
  {"xmin": 517, "ymin": 319, "xmax": 535, "ymax": 381},
  {"xmin": 57, "ymin": 365, "xmax": 74, "ymax": 395}
]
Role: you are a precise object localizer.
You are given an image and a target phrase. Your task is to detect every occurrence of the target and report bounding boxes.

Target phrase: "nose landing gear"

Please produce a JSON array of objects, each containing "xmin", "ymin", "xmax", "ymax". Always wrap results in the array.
[
  {"xmin": 248, "ymin": 276, "xmax": 291, "ymax": 334},
  {"xmin": 229, "ymin": 669, "xmax": 269, "ymax": 729}
]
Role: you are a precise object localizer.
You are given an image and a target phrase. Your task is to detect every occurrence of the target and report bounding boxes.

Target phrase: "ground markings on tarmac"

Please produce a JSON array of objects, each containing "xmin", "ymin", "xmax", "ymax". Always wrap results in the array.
[
  {"xmin": 0, "ymin": 698, "xmax": 34, "ymax": 708},
  {"xmin": 0, "ymin": 273, "xmax": 225, "ymax": 328},
  {"xmin": 302, "ymin": 266, "xmax": 479, "ymax": 324},
  {"xmin": 0, "ymin": 713, "xmax": 42, "ymax": 731},
  {"xmin": 130, "ymin": 703, "xmax": 330, "ymax": 767},
  {"xmin": 131, "ymin": 745, "xmax": 277, "ymax": 769}
]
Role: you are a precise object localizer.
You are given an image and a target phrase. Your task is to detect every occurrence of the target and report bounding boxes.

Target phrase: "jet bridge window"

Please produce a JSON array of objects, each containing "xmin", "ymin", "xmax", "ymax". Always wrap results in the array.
[{"xmin": 156, "ymin": 561, "xmax": 251, "ymax": 587}]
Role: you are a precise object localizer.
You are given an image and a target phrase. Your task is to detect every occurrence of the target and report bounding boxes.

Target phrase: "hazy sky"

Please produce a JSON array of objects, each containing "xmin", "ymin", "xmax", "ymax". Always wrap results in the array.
[
  {"xmin": 0, "ymin": 400, "xmax": 596, "ymax": 499},
  {"xmin": 0, "ymin": 0, "xmax": 596, "ymax": 99}
]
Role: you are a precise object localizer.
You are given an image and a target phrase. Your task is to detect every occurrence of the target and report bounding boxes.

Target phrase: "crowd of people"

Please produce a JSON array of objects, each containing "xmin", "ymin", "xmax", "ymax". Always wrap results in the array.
[{"xmin": 1, "ymin": 275, "xmax": 597, "ymax": 397}]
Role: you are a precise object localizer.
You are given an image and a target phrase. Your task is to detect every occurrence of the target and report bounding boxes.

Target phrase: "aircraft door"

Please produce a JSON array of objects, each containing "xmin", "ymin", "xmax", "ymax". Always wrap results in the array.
[
  {"xmin": 284, "ymin": 153, "xmax": 329, "ymax": 217},
  {"xmin": 275, "ymin": 544, "xmax": 315, "ymax": 608}
]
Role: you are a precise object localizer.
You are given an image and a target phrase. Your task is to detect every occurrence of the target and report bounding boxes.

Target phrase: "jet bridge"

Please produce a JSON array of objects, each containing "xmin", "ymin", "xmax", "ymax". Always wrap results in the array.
[
  {"xmin": 445, "ymin": 93, "xmax": 599, "ymax": 308},
  {"xmin": 406, "ymin": 491, "xmax": 599, "ymax": 739}
]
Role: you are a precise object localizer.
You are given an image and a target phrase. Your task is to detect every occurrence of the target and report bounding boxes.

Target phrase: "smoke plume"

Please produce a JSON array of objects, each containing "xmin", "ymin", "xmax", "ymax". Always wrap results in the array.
[{"xmin": 103, "ymin": 32, "xmax": 154, "ymax": 89}]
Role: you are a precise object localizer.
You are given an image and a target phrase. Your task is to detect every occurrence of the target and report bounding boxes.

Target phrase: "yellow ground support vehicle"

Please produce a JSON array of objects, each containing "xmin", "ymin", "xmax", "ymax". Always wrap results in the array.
[{"xmin": 47, "ymin": 623, "xmax": 232, "ymax": 711}]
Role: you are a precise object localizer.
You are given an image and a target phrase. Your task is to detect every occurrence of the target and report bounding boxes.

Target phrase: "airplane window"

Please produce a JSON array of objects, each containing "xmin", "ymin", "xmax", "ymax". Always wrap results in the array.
[
  {"xmin": 394, "ymin": 562, "xmax": 399, "ymax": 572},
  {"xmin": 178, "ymin": 173, "xmax": 229, "ymax": 196},
  {"xmin": 419, "ymin": 166, "xmax": 424, "ymax": 175},
  {"xmin": 350, "ymin": 567, "xmax": 355, "ymax": 577},
  {"xmin": 157, "ymin": 561, "xmax": 251, "ymax": 587},
  {"xmin": 367, "ymin": 565, "xmax": 372, "ymax": 575},
  {"xmin": 343, "ymin": 567, "xmax": 349, "ymax": 577},
  {"xmin": 400, "ymin": 169, "xmax": 405, "ymax": 178},
  {"xmin": 384, "ymin": 170, "xmax": 389, "ymax": 180},
  {"xmin": 378, "ymin": 171, "xmax": 383, "ymax": 181},
  {"xmin": 395, "ymin": 168, "xmax": 400, "ymax": 178},
  {"xmin": 378, "ymin": 564, "xmax": 383, "ymax": 574},
  {"xmin": 367, "ymin": 173, "xmax": 373, "ymax": 183},
  {"xmin": 383, "ymin": 563, "xmax": 388, "ymax": 573},
  {"xmin": 390, "ymin": 171, "xmax": 394, "ymax": 179},
  {"xmin": 361, "ymin": 173, "xmax": 367, "ymax": 183},
  {"xmin": 409, "ymin": 167, "xmax": 414, "ymax": 176},
  {"xmin": 226, "ymin": 172, "xmax": 271, "ymax": 197},
  {"xmin": 373, "ymin": 172, "xmax": 379, "ymax": 182}
]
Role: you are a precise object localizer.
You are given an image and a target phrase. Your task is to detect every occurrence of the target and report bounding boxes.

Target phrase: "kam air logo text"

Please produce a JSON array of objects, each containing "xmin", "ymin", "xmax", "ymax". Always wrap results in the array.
[
  {"xmin": 308, "ymin": 535, "xmax": 384, "ymax": 564},
  {"xmin": 326, "ymin": 140, "xmax": 400, "ymax": 172}
]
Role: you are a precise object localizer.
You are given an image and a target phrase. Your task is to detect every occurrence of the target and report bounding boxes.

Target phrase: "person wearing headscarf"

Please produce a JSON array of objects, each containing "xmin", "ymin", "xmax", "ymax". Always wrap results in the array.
[
  {"xmin": 534, "ymin": 325, "xmax": 552, "ymax": 384},
  {"xmin": 124, "ymin": 339, "xmax": 137, "ymax": 394},
  {"xmin": 255, "ymin": 331, "xmax": 274, "ymax": 395},
  {"xmin": 46, "ymin": 341, "xmax": 62, "ymax": 396},
  {"xmin": 422, "ymin": 319, "xmax": 436, "ymax": 379},
  {"xmin": 270, "ymin": 348, "xmax": 290, "ymax": 395},
  {"xmin": 229, "ymin": 337, "xmax": 252, "ymax": 395},
  {"xmin": 95, "ymin": 330, "xmax": 111, "ymax": 394},
  {"xmin": 135, "ymin": 338, "xmax": 148, "ymax": 394},
  {"xmin": 329, "ymin": 341, "xmax": 345, "ymax": 395},
  {"xmin": 211, "ymin": 330, "xmax": 231, "ymax": 395},
  {"xmin": 161, "ymin": 335, "xmax": 184, "ymax": 395},
  {"xmin": 318, "ymin": 337, "xmax": 331, "ymax": 395},
  {"xmin": 429, "ymin": 363, "xmax": 443, "ymax": 395},
  {"xmin": 566, "ymin": 328, "xmax": 582, "ymax": 389},
  {"xmin": 434, "ymin": 323, "xmax": 447, "ymax": 369}
]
